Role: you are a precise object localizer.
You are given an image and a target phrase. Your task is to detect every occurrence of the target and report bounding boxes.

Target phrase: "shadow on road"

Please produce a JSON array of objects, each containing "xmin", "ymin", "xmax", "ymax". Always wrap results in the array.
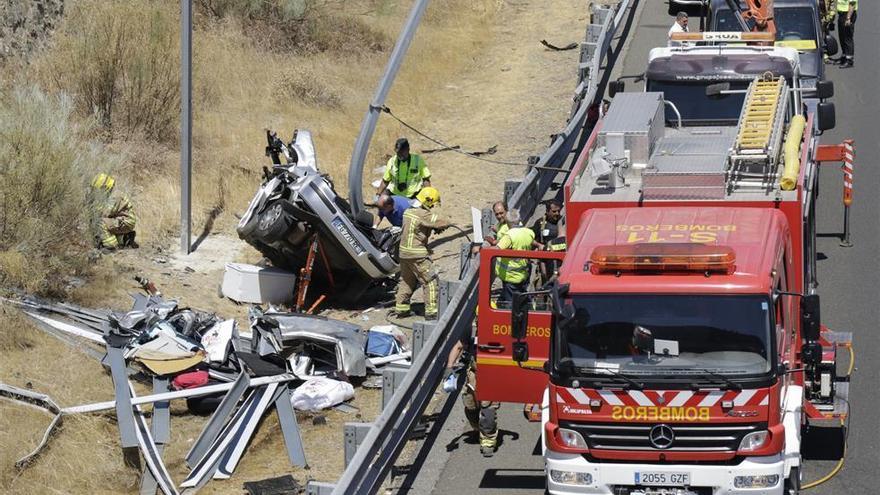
[{"xmin": 479, "ymin": 469, "xmax": 545, "ymax": 490}]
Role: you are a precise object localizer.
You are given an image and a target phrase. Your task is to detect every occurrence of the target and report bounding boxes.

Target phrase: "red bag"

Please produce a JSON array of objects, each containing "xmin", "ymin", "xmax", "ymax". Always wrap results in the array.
[{"xmin": 172, "ymin": 369, "xmax": 209, "ymax": 390}]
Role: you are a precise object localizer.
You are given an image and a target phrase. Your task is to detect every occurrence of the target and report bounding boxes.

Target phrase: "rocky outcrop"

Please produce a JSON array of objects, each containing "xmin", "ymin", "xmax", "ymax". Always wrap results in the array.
[{"xmin": 0, "ymin": 0, "xmax": 64, "ymax": 61}]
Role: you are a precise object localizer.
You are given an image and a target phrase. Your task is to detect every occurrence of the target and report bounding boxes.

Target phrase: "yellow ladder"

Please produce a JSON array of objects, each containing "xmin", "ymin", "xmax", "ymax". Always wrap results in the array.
[{"xmin": 735, "ymin": 77, "xmax": 784, "ymax": 153}]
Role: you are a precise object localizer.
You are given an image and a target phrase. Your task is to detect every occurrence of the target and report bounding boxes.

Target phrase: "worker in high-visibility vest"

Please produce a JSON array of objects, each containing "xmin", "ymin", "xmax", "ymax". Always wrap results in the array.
[
  {"xmin": 376, "ymin": 138, "xmax": 432, "ymax": 199},
  {"xmin": 393, "ymin": 187, "xmax": 449, "ymax": 320},
  {"xmin": 836, "ymin": 0, "xmax": 857, "ymax": 68},
  {"xmin": 492, "ymin": 209, "xmax": 542, "ymax": 306},
  {"xmin": 92, "ymin": 173, "xmax": 138, "ymax": 250}
]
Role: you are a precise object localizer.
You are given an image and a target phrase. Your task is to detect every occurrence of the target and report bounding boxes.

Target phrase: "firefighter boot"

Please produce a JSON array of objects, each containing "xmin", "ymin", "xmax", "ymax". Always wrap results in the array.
[{"xmin": 479, "ymin": 407, "xmax": 498, "ymax": 457}]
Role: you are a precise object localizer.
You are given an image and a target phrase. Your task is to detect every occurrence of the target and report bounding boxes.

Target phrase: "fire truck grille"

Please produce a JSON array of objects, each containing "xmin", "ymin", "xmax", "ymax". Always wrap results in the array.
[{"xmin": 561, "ymin": 421, "xmax": 766, "ymax": 452}]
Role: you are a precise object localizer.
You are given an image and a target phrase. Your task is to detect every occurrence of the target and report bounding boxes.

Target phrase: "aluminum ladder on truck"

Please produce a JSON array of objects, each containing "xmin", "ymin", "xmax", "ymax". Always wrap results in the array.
[{"xmin": 727, "ymin": 75, "xmax": 789, "ymax": 191}]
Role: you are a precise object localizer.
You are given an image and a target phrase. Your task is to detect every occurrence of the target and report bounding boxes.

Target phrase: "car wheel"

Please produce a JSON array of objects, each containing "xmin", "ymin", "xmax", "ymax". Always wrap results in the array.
[
  {"xmin": 784, "ymin": 467, "xmax": 800, "ymax": 495},
  {"xmin": 257, "ymin": 201, "xmax": 294, "ymax": 243}
]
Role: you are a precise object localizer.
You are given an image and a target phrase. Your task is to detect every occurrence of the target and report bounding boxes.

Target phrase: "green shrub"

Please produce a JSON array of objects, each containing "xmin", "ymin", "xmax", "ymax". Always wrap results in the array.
[
  {"xmin": 0, "ymin": 86, "xmax": 117, "ymax": 296},
  {"xmin": 38, "ymin": 0, "xmax": 179, "ymax": 143}
]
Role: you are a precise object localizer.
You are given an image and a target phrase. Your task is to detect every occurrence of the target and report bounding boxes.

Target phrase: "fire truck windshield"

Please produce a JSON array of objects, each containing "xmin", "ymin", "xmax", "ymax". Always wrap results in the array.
[
  {"xmin": 646, "ymin": 79, "xmax": 751, "ymax": 124},
  {"xmin": 555, "ymin": 295, "xmax": 773, "ymax": 379}
]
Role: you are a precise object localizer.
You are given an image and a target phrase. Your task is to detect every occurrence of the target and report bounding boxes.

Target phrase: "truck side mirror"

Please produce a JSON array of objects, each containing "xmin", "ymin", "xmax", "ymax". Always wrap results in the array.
[
  {"xmin": 513, "ymin": 341, "xmax": 530, "ymax": 363},
  {"xmin": 801, "ymin": 294, "xmax": 821, "ymax": 341},
  {"xmin": 817, "ymin": 103, "xmax": 836, "ymax": 132},
  {"xmin": 802, "ymin": 341, "xmax": 822, "ymax": 366},
  {"xmin": 511, "ymin": 292, "xmax": 530, "ymax": 341},
  {"xmin": 609, "ymin": 80, "xmax": 625, "ymax": 98},
  {"xmin": 632, "ymin": 325, "xmax": 654, "ymax": 354},
  {"xmin": 824, "ymin": 34, "xmax": 839, "ymax": 57},
  {"xmin": 815, "ymin": 80, "xmax": 834, "ymax": 100}
]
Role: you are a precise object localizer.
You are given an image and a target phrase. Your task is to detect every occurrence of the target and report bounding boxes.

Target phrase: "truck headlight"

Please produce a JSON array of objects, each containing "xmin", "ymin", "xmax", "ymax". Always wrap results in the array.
[
  {"xmin": 549, "ymin": 470, "xmax": 592, "ymax": 486},
  {"xmin": 738, "ymin": 430, "xmax": 769, "ymax": 452},
  {"xmin": 556, "ymin": 428, "xmax": 588, "ymax": 449},
  {"xmin": 734, "ymin": 474, "xmax": 780, "ymax": 488}
]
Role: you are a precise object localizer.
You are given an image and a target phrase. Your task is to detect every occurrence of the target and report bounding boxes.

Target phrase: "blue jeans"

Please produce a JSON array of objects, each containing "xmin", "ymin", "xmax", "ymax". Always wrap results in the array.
[{"xmin": 499, "ymin": 280, "xmax": 529, "ymax": 307}]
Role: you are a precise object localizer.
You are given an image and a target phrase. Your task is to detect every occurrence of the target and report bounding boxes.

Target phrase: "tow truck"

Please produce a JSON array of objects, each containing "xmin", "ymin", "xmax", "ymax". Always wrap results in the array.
[{"xmin": 475, "ymin": 72, "xmax": 855, "ymax": 493}]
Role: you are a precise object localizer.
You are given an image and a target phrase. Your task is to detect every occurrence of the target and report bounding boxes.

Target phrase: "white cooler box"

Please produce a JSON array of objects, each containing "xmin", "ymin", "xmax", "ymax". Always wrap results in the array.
[{"xmin": 221, "ymin": 263, "xmax": 297, "ymax": 304}]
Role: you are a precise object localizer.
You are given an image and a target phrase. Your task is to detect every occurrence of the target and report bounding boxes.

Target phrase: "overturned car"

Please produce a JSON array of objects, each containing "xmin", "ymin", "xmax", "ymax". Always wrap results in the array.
[{"xmin": 237, "ymin": 130, "xmax": 399, "ymax": 300}]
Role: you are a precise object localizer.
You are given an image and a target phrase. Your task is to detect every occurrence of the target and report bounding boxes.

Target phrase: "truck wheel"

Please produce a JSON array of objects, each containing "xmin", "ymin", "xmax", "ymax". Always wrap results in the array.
[
  {"xmin": 257, "ymin": 201, "xmax": 294, "ymax": 242},
  {"xmin": 784, "ymin": 467, "xmax": 800, "ymax": 495}
]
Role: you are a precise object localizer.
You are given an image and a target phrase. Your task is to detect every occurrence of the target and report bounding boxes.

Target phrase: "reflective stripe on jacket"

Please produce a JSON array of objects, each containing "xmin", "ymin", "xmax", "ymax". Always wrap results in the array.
[
  {"xmin": 495, "ymin": 227, "xmax": 535, "ymax": 284},
  {"xmin": 399, "ymin": 207, "xmax": 449, "ymax": 259}
]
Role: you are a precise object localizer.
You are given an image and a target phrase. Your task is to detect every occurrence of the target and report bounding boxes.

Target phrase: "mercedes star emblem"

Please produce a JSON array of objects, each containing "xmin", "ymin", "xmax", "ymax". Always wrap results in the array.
[{"xmin": 649, "ymin": 424, "xmax": 675, "ymax": 449}]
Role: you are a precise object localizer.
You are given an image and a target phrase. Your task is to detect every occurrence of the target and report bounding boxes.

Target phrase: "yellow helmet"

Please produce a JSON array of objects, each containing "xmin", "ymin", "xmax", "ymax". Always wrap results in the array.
[
  {"xmin": 415, "ymin": 187, "xmax": 441, "ymax": 208},
  {"xmin": 92, "ymin": 173, "xmax": 115, "ymax": 192}
]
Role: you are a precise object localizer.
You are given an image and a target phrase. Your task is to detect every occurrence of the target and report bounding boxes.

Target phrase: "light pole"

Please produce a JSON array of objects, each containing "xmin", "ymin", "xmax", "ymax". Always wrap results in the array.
[{"xmin": 180, "ymin": 0, "xmax": 192, "ymax": 254}]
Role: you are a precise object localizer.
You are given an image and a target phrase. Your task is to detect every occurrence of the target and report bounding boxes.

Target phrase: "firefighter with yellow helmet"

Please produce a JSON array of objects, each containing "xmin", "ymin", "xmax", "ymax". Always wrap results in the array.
[
  {"xmin": 92, "ymin": 173, "xmax": 137, "ymax": 250},
  {"xmin": 393, "ymin": 186, "xmax": 449, "ymax": 320}
]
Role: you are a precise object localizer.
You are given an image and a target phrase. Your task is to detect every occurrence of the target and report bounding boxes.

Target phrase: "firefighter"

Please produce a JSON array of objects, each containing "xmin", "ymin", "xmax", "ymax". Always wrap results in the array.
[
  {"xmin": 836, "ymin": 0, "xmax": 857, "ymax": 68},
  {"xmin": 393, "ymin": 187, "xmax": 449, "ymax": 320},
  {"xmin": 376, "ymin": 138, "xmax": 432, "ymax": 199},
  {"xmin": 493, "ymin": 209, "xmax": 542, "ymax": 306},
  {"xmin": 820, "ymin": 0, "xmax": 836, "ymax": 63},
  {"xmin": 531, "ymin": 199, "xmax": 566, "ymax": 286},
  {"xmin": 445, "ymin": 335, "xmax": 500, "ymax": 457},
  {"xmin": 92, "ymin": 173, "xmax": 137, "ymax": 250}
]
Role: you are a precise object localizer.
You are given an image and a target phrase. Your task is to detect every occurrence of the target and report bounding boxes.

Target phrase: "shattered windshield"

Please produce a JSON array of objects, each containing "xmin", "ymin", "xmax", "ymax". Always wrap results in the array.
[
  {"xmin": 646, "ymin": 79, "xmax": 751, "ymax": 124},
  {"xmin": 556, "ymin": 295, "xmax": 773, "ymax": 378}
]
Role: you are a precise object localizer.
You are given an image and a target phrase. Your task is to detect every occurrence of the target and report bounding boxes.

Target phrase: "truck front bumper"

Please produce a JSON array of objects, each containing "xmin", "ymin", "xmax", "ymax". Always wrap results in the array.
[{"xmin": 546, "ymin": 451, "xmax": 785, "ymax": 495}]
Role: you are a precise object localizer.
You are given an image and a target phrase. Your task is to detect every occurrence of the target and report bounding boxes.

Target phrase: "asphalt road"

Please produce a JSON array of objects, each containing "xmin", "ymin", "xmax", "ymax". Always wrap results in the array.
[{"xmin": 417, "ymin": 2, "xmax": 878, "ymax": 494}]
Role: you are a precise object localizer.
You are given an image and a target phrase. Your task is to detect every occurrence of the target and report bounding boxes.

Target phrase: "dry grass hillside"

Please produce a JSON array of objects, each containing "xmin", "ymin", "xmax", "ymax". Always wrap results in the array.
[{"xmin": 0, "ymin": 0, "xmax": 593, "ymax": 492}]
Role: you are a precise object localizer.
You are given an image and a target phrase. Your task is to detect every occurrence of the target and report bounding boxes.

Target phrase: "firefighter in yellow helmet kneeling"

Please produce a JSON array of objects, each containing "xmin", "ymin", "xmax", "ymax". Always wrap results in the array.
[
  {"xmin": 92, "ymin": 173, "xmax": 138, "ymax": 250},
  {"xmin": 392, "ymin": 187, "xmax": 449, "ymax": 320}
]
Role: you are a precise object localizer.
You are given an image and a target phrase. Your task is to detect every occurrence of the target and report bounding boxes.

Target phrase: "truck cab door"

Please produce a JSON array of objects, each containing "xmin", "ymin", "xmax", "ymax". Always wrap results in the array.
[{"xmin": 474, "ymin": 249, "xmax": 565, "ymax": 404}]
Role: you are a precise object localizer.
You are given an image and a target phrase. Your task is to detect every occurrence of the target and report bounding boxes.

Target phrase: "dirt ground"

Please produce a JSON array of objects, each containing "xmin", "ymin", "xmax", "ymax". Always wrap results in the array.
[{"xmin": 0, "ymin": 0, "xmax": 589, "ymax": 492}]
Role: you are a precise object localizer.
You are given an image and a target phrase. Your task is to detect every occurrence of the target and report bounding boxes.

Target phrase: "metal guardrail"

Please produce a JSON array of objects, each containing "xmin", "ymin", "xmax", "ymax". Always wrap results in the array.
[{"xmin": 329, "ymin": 1, "xmax": 635, "ymax": 494}]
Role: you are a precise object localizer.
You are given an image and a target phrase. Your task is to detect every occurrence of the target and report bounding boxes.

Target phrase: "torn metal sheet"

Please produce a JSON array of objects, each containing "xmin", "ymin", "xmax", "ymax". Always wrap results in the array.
[
  {"xmin": 180, "ymin": 384, "xmax": 276, "ymax": 489},
  {"xmin": 185, "ymin": 372, "xmax": 250, "ymax": 468},
  {"xmin": 253, "ymin": 313, "xmax": 367, "ymax": 377},
  {"xmin": 200, "ymin": 319, "xmax": 235, "ymax": 362},
  {"xmin": 367, "ymin": 351, "xmax": 412, "ymax": 368},
  {"xmin": 24, "ymin": 311, "xmax": 105, "ymax": 343},
  {"xmin": 0, "ymin": 383, "xmax": 64, "ymax": 470},
  {"xmin": 214, "ymin": 382, "xmax": 280, "ymax": 479},
  {"xmin": 273, "ymin": 384, "xmax": 308, "ymax": 468},
  {"xmin": 62, "ymin": 374, "xmax": 296, "ymax": 415},
  {"xmin": 108, "ymin": 346, "xmax": 141, "ymax": 469},
  {"xmin": 130, "ymin": 384, "xmax": 180, "ymax": 495}
]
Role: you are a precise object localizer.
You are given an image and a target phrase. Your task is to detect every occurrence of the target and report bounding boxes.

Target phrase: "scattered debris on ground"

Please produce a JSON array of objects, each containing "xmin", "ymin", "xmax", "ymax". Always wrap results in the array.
[{"xmin": 0, "ymin": 288, "xmax": 411, "ymax": 494}]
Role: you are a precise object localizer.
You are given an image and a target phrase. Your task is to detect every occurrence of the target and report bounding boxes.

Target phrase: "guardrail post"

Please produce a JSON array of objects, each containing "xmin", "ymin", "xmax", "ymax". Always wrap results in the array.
[
  {"xmin": 591, "ymin": 4, "xmax": 611, "ymax": 25},
  {"xmin": 344, "ymin": 422, "xmax": 373, "ymax": 468},
  {"xmin": 306, "ymin": 481, "xmax": 336, "ymax": 495},
  {"xmin": 459, "ymin": 242, "xmax": 473, "ymax": 277},
  {"xmin": 504, "ymin": 179, "xmax": 522, "ymax": 207},
  {"xmin": 412, "ymin": 321, "xmax": 436, "ymax": 359},
  {"xmin": 382, "ymin": 368, "xmax": 409, "ymax": 409},
  {"xmin": 439, "ymin": 280, "xmax": 461, "ymax": 316}
]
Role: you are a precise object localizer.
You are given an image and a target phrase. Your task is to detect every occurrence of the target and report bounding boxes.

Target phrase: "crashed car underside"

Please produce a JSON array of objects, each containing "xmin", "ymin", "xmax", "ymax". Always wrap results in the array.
[{"xmin": 237, "ymin": 130, "xmax": 399, "ymax": 300}]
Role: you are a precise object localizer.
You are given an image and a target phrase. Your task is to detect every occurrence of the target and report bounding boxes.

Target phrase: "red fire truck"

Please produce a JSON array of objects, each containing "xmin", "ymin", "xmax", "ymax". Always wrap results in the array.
[{"xmin": 475, "ymin": 79, "xmax": 854, "ymax": 494}]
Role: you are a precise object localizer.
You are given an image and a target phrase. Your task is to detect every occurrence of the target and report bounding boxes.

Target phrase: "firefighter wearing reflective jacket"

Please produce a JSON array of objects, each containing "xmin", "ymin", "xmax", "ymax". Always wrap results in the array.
[
  {"xmin": 493, "ymin": 209, "xmax": 540, "ymax": 306},
  {"xmin": 92, "ymin": 173, "xmax": 137, "ymax": 250},
  {"xmin": 394, "ymin": 187, "xmax": 449, "ymax": 320}
]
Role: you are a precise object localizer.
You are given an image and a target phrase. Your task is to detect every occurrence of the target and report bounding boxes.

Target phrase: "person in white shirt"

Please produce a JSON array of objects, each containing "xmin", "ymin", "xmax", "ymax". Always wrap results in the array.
[{"xmin": 668, "ymin": 12, "xmax": 689, "ymax": 46}]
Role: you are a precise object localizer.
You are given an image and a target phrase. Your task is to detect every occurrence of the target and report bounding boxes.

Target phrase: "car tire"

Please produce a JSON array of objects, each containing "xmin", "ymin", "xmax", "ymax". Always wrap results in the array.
[
  {"xmin": 784, "ymin": 467, "xmax": 800, "ymax": 495},
  {"xmin": 257, "ymin": 201, "xmax": 294, "ymax": 243}
]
